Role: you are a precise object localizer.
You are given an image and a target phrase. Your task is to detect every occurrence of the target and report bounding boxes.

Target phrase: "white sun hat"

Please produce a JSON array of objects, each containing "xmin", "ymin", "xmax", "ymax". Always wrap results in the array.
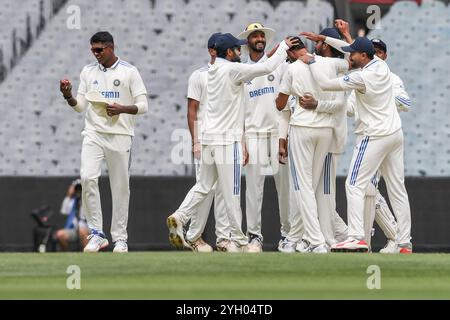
[
  {"xmin": 85, "ymin": 91, "xmax": 109, "ymax": 117},
  {"xmin": 237, "ymin": 22, "xmax": 276, "ymax": 58}
]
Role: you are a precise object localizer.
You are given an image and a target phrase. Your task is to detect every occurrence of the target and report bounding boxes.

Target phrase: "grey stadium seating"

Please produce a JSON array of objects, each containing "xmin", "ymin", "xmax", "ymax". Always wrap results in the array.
[{"xmin": 0, "ymin": 0, "xmax": 448, "ymax": 177}]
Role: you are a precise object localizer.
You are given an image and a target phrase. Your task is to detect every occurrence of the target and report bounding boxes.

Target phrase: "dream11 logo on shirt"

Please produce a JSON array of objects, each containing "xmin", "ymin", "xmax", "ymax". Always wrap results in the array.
[{"xmin": 101, "ymin": 91, "xmax": 120, "ymax": 99}]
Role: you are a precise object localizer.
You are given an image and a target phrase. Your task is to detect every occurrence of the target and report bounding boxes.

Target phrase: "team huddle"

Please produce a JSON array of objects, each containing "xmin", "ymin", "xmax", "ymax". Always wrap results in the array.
[
  {"xmin": 58, "ymin": 19, "xmax": 412, "ymax": 254},
  {"xmin": 167, "ymin": 19, "xmax": 413, "ymax": 254}
]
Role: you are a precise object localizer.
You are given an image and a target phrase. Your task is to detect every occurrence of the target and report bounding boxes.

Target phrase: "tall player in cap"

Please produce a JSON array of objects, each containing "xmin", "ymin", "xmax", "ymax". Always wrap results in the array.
[
  {"xmin": 175, "ymin": 32, "xmax": 230, "ymax": 252},
  {"xmin": 303, "ymin": 37, "xmax": 412, "ymax": 253},
  {"xmin": 237, "ymin": 23, "xmax": 291, "ymax": 252},
  {"xmin": 305, "ymin": 21, "xmax": 412, "ymax": 251},
  {"xmin": 300, "ymin": 27, "xmax": 350, "ymax": 247},
  {"xmin": 276, "ymin": 36, "xmax": 348, "ymax": 253},
  {"xmin": 167, "ymin": 33, "xmax": 298, "ymax": 252},
  {"xmin": 371, "ymin": 37, "xmax": 411, "ymax": 253},
  {"xmin": 322, "ymin": 20, "xmax": 413, "ymax": 253},
  {"xmin": 59, "ymin": 31, "xmax": 148, "ymax": 253}
]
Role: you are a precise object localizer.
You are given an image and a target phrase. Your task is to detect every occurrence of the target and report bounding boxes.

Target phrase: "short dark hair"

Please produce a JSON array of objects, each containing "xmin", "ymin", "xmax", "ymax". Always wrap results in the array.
[
  {"xmin": 217, "ymin": 46, "xmax": 239, "ymax": 59},
  {"xmin": 330, "ymin": 46, "xmax": 344, "ymax": 59},
  {"xmin": 90, "ymin": 31, "xmax": 114, "ymax": 45},
  {"xmin": 366, "ymin": 52, "xmax": 374, "ymax": 60},
  {"xmin": 216, "ymin": 48, "xmax": 228, "ymax": 59}
]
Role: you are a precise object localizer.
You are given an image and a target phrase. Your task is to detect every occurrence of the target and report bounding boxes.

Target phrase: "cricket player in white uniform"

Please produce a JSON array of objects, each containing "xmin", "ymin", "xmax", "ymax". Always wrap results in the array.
[
  {"xmin": 303, "ymin": 37, "xmax": 412, "ymax": 253},
  {"xmin": 319, "ymin": 24, "xmax": 413, "ymax": 252},
  {"xmin": 371, "ymin": 38, "xmax": 412, "ymax": 253},
  {"xmin": 178, "ymin": 33, "xmax": 230, "ymax": 252},
  {"xmin": 59, "ymin": 32, "xmax": 148, "ymax": 253},
  {"xmin": 345, "ymin": 38, "xmax": 412, "ymax": 253},
  {"xmin": 300, "ymin": 28, "xmax": 350, "ymax": 247},
  {"xmin": 276, "ymin": 37, "xmax": 347, "ymax": 253},
  {"xmin": 237, "ymin": 23, "xmax": 291, "ymax": 252},
  {"xmin": 278, "ymin": 96, "xmax": 298, "ymax": 252},
  {"xmin": 167, "ymin": 33, "xmax": 298, "ymax": 252}
]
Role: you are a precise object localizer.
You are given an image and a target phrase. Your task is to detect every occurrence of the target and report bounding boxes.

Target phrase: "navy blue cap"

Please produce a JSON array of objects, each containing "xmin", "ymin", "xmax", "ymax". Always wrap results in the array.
[
  {"xmin": 319, "ymin": 27, "xmax": 341, "ymax": 40},
  {"xmin": 208, "ymin": 32, "xmax": 222, "ymax": 49},
  {"xmin": 342, "ymin": 37, "xmax": 375, "ymax": 55},
  {"xmin": 215, "ymin": 33, "xmax": 247, "ymax": 52},
  {"xmin": 371, "ymin": 38, "xmax": 387, "ymax": 53}
]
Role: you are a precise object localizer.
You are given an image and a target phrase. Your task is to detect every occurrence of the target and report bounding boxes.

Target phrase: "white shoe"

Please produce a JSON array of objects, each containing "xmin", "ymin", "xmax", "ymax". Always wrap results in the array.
[
  {"xmin": 331, "ymin": 238, "xmax": 369, "ymax": 252},
  {"xmin": 84, "ymin": 234, "xmax": 109, "ymax": 253},
  {"xmin": 278, "ymin": 238, "xmax": 296, "ymax": 253},
  {"xmin": 225, "ymin": 241, "xmax": 246, "ymax": 253},
  {"xmin": 167, "ymin": 213, "xmax": 189, "ymax": 250},
  {"xmin": 310, "ymin": 243, "xmax": 329, "ymax": 254},
  {"xmin": 247, "ymin": 234, "xmax": 263, "ymax": 253},
  {"xmin": 187, "ymin": 238, "xmax": 213, "ymax": 253},
  {"xmin": 113, "ymin": 240, "xmax": 128, "ymax": 253},
  {"xmin": 277, "ymin": 237, "xmax": 286, "ymax": 252},
  {"xmin": 296, "ymin": 239, "xmax": 310, "ymax": 253},
  {"xmin": 379, "ymin": 239, "xmax": 398, "ymax": 254}
]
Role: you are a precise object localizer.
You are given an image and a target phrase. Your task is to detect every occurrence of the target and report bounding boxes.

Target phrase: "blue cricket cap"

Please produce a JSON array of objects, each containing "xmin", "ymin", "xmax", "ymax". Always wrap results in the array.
[
  {"xmin": 215, "ymin": 33, "xmax": 247, "ymax": 52},
  {"xmin": 319, "ymin": 27, "xmax": 341, "ymax": 40},
  {"xmin": 208, "ymin": 32, "xmax": 222, "ymax": 49},
  {"xmin": 342, "ymin": 37, "xmax": 375, "ymax": 55},
  {"xmin": 371, "ymin": 38, "xmax": 387, "ymax": 53}
]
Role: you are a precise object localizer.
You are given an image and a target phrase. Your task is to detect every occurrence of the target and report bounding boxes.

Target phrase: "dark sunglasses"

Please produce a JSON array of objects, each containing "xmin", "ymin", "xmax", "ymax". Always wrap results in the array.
[{"xmin": 91, "ymin": 46, "xmax": 108, "ymax": 54}]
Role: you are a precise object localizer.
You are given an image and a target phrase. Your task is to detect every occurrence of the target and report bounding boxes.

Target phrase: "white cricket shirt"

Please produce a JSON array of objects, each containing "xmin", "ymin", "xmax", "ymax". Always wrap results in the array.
[
  {"xmin": 201, "ymin": 41, "xmax": 289, "ymax": 145},
  {"xmin": 243, "ymin": 56, "xmax": 288, "ymax": 138},
  {"xmin": 279, "ymin": 56, "xmax": 346, "ymax": 130},
  {"xmin": 348, "ymin": 70, "xmax": 411, "ymax": 135},
  {"xmin": 336, "ymin": 56, "xmax": 402, "ymax": 137},
  {"xmin": 77, "ymin": 58, "xmax": 148, "ymax": 136},
  {"xmin": 187, "ymin": 64, "xmax": 210, "ymax": 141}
]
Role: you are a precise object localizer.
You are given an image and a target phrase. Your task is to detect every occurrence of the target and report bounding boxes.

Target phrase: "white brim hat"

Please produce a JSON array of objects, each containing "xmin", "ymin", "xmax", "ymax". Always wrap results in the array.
[
  {"xmin": 86, "ymin": 91, "xmax": 108, "ymax": 117},
  {"xmin": 237, "ymin": 23, "xmax": 276, "ymax": 58}
]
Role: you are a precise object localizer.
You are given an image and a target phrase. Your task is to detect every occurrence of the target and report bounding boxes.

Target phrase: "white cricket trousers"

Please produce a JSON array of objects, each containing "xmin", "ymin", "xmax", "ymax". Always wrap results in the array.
[
  {"xmin": 181, "ymin": 159, "xmax": 230, "ymax": 244},
  {"xmin": 316, "ymin": 153, "xmax": 349, "ymax": 245},
  {"xmin": 346, "ymin": 129, "xmax": 411, "ymax": 245},
  {"xmin": 245, "ymin": 136, "xmax": 290, "ymax": 239},
  {"xmin": 80, "ymin": 130, "xmax": 131, "ymax": 242},
  {"xmin": 363, "ymin": 171, "xmax": 398, "ymax": 242},
  {"xmin": 176, "ymin": 142, "xmax": 247, "ymax": 246},
  {"xmin": 287, "ymin": 126, "xmax": 333, "ymax": 246}
]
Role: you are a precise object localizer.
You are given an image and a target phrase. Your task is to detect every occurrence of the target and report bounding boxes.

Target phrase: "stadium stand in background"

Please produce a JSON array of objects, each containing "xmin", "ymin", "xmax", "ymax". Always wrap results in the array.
[
  {"xmin": 340, "ymin": 0, "xmax": 450, "ymax": 177},
  {"xmin": 0, "ymin": 0, "xmax": 449, "ymax": 177}
]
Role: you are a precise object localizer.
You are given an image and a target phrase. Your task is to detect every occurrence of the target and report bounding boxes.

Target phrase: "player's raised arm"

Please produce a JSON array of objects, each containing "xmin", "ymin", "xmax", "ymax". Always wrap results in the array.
[
  {"xmin": 230, "ymin": 37, "xmax": 299, "ymax": 84},
  {"xmin": 335, "ymin": 19, "xmax": 353, "ymax": 44},
  {"xmin": 303, "ymin": 38, "xmax": 375, "ymax": 92}
]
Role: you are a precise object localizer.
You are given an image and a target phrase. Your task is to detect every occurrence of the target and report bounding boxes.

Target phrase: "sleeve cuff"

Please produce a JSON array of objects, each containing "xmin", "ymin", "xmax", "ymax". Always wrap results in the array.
[{"xmin": 279, "ymin": 40, "xmax": 289, "ymax": 51}]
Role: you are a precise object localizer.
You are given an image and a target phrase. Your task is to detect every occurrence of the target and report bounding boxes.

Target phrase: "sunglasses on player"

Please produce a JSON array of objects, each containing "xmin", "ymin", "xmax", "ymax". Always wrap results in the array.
[{"xmin": 91, "ymin": 46, "xmax": 108, "ymax": 54}]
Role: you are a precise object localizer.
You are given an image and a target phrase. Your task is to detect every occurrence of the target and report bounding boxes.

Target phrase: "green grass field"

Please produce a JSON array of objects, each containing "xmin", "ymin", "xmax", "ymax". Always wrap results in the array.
[{"xmin": 1, "ymin": 252, "xmax": 450, "ymax": 299}]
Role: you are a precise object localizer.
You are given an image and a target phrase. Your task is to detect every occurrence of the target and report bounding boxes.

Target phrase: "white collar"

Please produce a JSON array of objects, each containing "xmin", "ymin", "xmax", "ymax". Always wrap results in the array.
[{"xmin": 97, "ymin": 57, "xmax": 121, "ymax": 71}]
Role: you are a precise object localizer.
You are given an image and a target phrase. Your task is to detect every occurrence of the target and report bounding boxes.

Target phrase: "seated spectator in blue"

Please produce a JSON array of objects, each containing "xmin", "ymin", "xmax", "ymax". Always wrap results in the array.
[{"xmin": 55, "ymin": 179, "xmax": 89, "ymax": 251}]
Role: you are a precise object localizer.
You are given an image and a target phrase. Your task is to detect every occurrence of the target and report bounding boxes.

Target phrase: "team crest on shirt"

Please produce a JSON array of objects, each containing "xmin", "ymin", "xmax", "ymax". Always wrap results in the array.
[
  {"xmin": 268, "ymin": 74, "xmax": 275, "ymax": 82},
  {"xmin": 343, "ymin": 76, "xmax": 350, "ymax": 82},
  {"xmin": 113, "ymin": 79, "xmax": 121, "ymax": 86}
]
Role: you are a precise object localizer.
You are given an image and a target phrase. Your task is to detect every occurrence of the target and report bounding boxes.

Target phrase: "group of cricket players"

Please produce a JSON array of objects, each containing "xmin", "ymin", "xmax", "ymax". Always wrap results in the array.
[
  {"xmin": 166, "ymin": 19, "xmax": 413, "ymax": 254},
  {"xmin": 59, "ymin": 17, "xmax": 412, "ymax": 255}
]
